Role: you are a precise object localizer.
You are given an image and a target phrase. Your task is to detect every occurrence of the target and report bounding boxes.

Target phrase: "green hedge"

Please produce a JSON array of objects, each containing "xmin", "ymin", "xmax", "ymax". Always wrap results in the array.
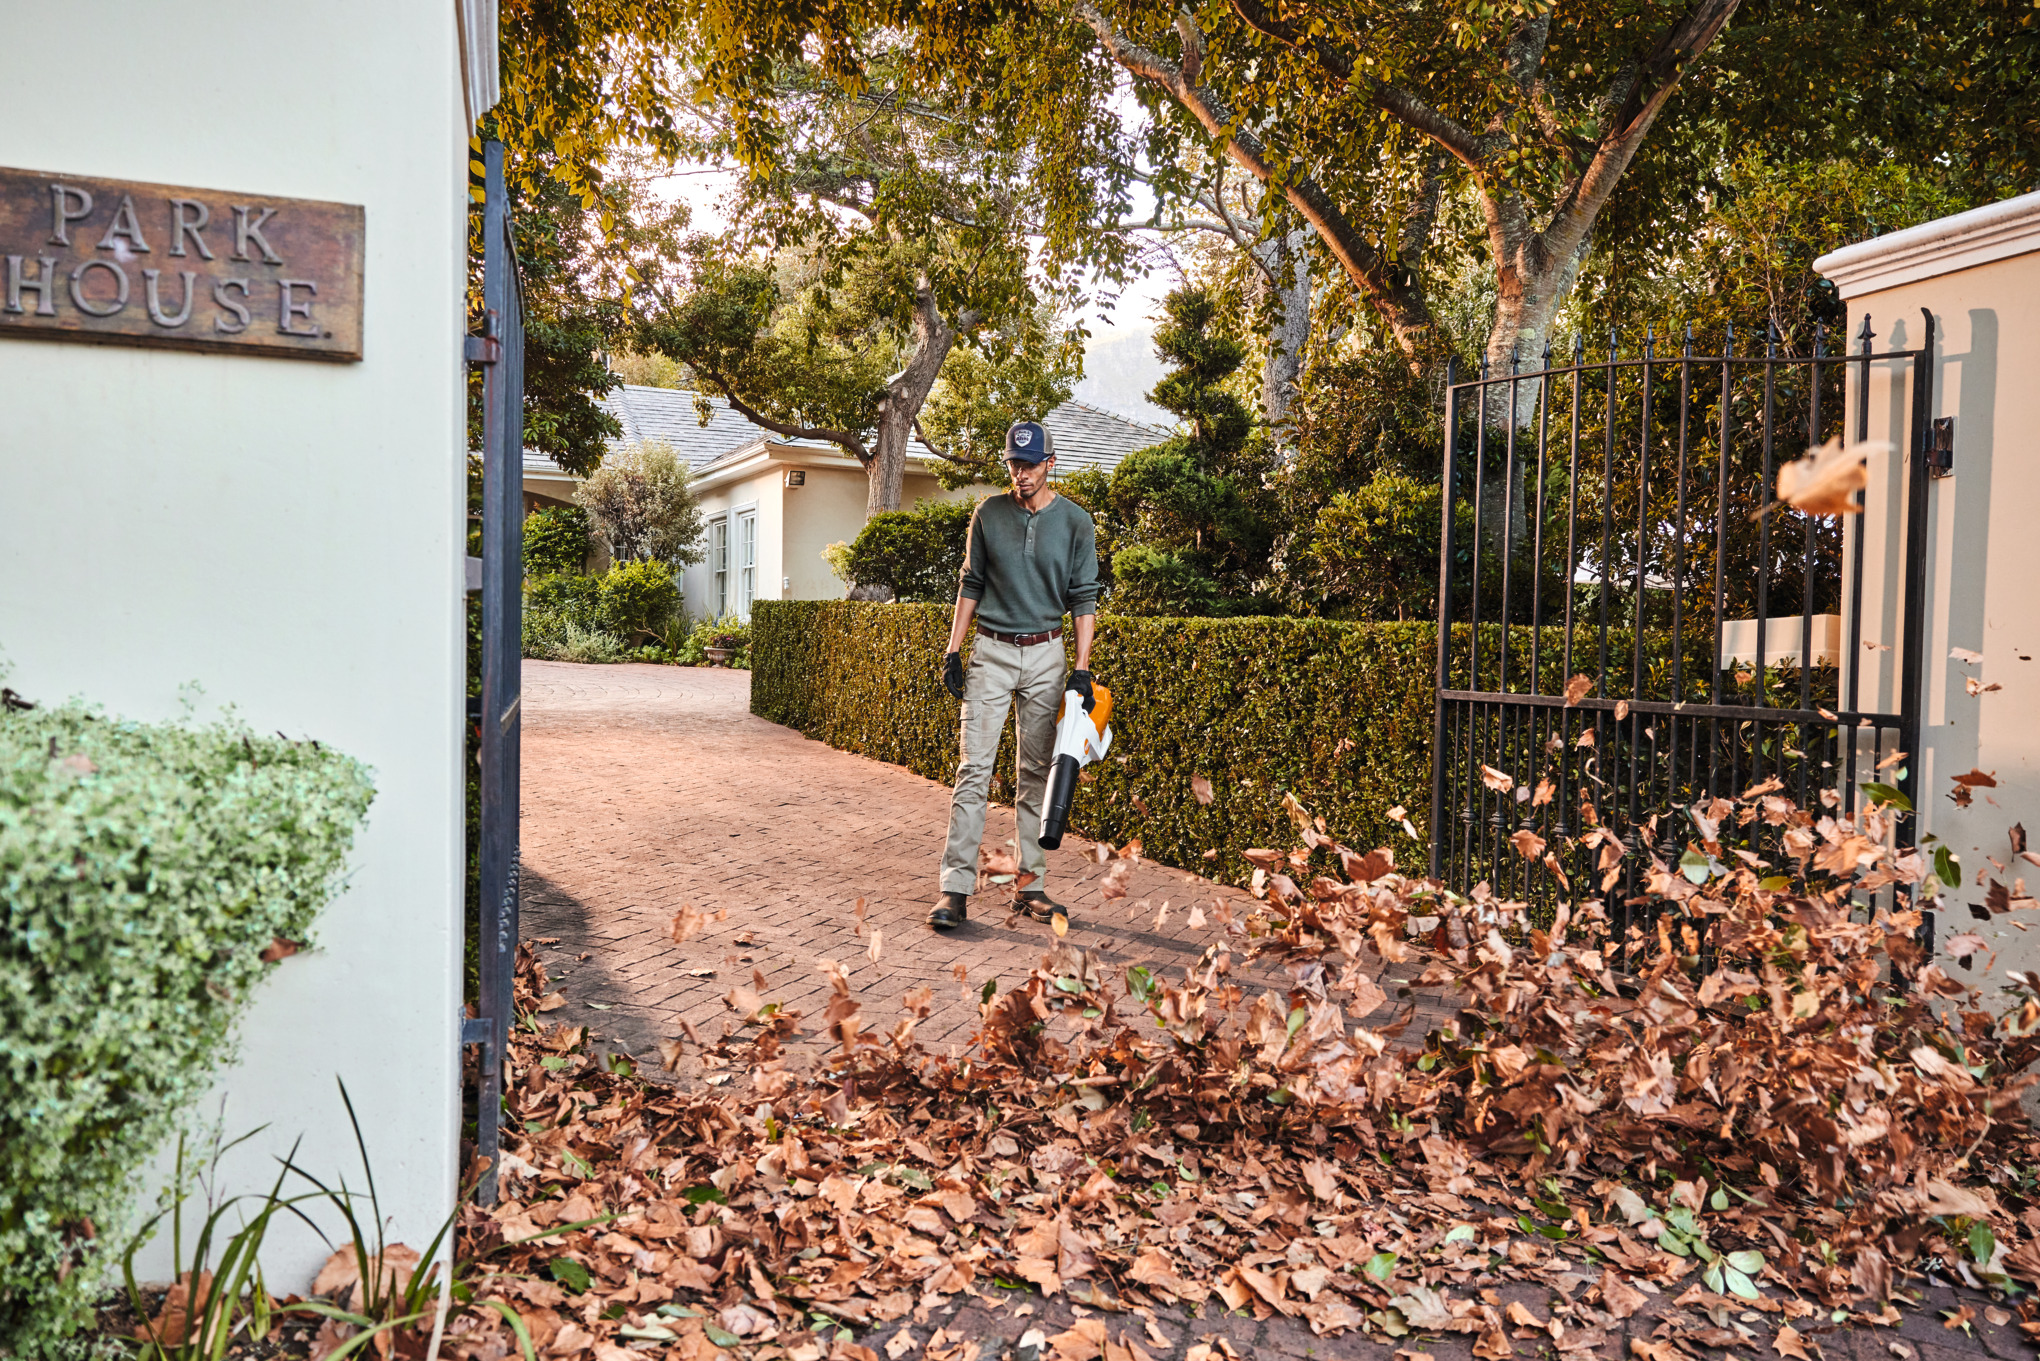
[
  {"xmin": 750, "ymin": 602, "xmax": 1440, "ymax": 883},
  {"xmin": 0, "ymin": 703, "xmax": 373, "ymax": 1354}
]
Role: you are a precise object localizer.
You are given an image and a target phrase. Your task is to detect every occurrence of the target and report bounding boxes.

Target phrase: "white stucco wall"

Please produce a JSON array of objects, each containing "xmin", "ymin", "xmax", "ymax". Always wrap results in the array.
[
  {"xmin": 1821, "ymin": 197, "xmax": 2040, "ymax": 985},
  {"xmin": 0, "ymin": 2, "xmax": 465, "ymax": 1287}
]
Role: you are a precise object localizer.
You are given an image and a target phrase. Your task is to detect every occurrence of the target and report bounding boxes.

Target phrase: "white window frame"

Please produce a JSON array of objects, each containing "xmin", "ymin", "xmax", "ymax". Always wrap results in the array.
[
  {"xmin": 734, "ymin": 505, "xmax": 758, "ymax": 621},
  {"xmin": 708, "ymin": 516, "xmax": 730, "ymax": 619}
]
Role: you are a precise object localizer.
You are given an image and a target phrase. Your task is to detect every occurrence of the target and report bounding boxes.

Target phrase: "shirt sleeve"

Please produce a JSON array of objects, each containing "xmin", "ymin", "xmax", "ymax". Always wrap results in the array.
[
  {"xmin": 957, "ymin": 501, "xmax": 988, "ymax": 602},
  {"xmin": 1065, "ymin": 507, "xmax": 1101, "ymax": 618}
]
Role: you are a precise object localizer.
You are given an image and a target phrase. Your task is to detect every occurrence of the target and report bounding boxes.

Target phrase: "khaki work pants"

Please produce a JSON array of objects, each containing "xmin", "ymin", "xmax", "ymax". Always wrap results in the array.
[{"xmin": 940, "ymin": 633, "xmax": 1063, "ymax": 896}]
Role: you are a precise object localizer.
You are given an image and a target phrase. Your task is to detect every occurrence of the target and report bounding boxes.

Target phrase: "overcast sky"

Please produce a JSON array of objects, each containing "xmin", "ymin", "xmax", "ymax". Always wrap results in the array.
[{"xmin": 645, "ymin": 165, "xmax": 1181, "ymax": 430}]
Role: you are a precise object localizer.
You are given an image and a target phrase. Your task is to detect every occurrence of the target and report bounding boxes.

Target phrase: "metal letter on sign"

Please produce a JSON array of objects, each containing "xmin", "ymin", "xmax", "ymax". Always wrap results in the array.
[{"xmin": 0, "ymin": 166, "xmax": 363, "ymax": 361}]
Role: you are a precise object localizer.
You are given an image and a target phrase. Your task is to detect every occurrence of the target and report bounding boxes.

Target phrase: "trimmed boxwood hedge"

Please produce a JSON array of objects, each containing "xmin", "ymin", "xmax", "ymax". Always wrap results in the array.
[{"xmin": 750, "ymin": 601, "xmax": 1441, "ymax": 884}]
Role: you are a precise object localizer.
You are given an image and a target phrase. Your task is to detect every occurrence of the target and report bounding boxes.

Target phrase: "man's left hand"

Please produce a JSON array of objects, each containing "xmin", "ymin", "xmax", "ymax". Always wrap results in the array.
[{"xmin": 1068, "ymin": 669, "xmax": 1094, "ymax": 708}]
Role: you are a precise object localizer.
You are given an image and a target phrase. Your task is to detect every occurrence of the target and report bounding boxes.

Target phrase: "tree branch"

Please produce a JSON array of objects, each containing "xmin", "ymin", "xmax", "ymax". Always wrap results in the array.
[
  {"xmin": 699, "ymin": 365, "xmax": 873, "ymax": 465},
  {"xmin": 1077, "ymin": 3, "xmax": 1437, "ymax": 359},
  {"xmin": 1226, "ymin": 0, "xmax": 1485, "ymax": 168},
  {"xmin": 1543, "ymin": 0, "xmax": 1741, "ymax": 261},
  {"xmin": 911, "ymin": 416, "xmax": 977, "ymax": 467}
]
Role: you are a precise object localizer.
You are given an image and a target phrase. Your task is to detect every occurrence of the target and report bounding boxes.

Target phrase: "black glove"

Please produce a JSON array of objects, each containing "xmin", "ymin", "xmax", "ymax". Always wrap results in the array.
[
  {"xmin": 1068, "ymin": 668, "xmax": 1094, "ymax": 709},
  {"xmin": 943, "ymin": 651, "xmax": 965, "ymax": 701}
]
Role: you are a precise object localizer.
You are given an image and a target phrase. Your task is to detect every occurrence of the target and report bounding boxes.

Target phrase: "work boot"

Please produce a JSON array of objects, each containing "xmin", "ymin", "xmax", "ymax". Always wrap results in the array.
[
  {"xmin": 928, "ymin": 891, "xmax": 969, "ymax": 930},
  {"xmin": 1018, "ymin": 890, "xmax": 1067, "ymax": 926}
]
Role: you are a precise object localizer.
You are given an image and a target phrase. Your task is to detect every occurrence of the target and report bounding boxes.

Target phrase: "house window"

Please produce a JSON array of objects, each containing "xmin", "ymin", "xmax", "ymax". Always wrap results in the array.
[
  {"xmin": 709, "ymin": 518, "xmax": 729, "ymax": 618},
  {"xmin": 736, "ymin": 510, "xmax": 757, "ymax": 619}
]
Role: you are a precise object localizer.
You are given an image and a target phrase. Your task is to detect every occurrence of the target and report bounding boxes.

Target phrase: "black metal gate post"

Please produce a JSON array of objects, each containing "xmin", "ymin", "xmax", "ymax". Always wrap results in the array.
[
  {"xmin": 1428, "ymin": 358, "xmax": 1460, "ymax": 880},
  {"xmin": 467, "ymin": 141, "xmax": 524, "ymax": 1205}
]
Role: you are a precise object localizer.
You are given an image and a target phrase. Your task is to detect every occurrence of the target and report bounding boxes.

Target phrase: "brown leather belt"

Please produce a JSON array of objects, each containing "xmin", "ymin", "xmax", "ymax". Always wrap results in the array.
[{"xmin": 977, "ymin": 623, "xmax": 1064, "ymax": 646}]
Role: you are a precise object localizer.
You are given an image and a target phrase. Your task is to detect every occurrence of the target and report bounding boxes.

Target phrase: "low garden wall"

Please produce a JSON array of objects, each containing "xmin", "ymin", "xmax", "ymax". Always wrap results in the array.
[{"xmin": 750, "ymin": 601, "xmax": 1441, "ymax": 884}]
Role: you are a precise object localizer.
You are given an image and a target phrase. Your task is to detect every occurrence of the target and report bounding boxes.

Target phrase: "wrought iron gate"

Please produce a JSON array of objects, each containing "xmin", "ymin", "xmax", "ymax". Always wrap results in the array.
[
  {"xmin": 1427, "ymin": 316, "xmax": 1936, "ymax": 940},
  {"xmin": 465, "ymin": 141, "xmax": 524, "ymax": 1204}
]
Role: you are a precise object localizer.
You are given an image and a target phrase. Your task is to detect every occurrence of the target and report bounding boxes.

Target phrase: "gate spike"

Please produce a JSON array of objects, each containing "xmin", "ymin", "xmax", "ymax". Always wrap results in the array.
[
  {"xmin": 1856, "ymin": 312, "xmax": 1876, "ymax": 351},
  {"xmin": 1541, "ymin": 339, "xmax": 1553, "ymax": 368},
  {"xmin": 1510, "ymin": 342, "xmax": 1521, "ymax": 375},
  {"xmin": 1765, "ymin": 319, "xmax": 1779, "ymax": 357},
  {"xmin": 1572, "ymin": 334, "xmax": 1584, "ymax": 365},
  {"xmin": 1724, "ymin": 319, "xmax": 1736, "ymax": 358},
  {"xmin": 1607, "ymin": 326, "xmax": 1619, "ymax": 361},
  {"xmin": 1643, "ymin": 323, "xmax": 1655, "ymax": 359},
  {"xmin": 1813, "ymin": 321, "xmax": 1826, "ymax": 358},
  {"xmin": 1683, "ymin": 322, "xmax": 1694, "ymax": 358}
]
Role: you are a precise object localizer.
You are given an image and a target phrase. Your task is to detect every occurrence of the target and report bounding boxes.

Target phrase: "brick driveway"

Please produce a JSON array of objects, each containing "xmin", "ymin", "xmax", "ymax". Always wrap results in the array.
[
  {"xmin": 517, "ymin": 661, "xmax": 1346, "ymax": 1077},
  {"xmin": 515, "ymin": 662, "xmax": 2012, "ymax": 1361}
]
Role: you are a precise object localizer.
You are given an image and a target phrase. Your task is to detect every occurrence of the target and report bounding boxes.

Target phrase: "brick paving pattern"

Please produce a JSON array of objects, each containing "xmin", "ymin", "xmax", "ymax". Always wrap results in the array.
[{"xmin": 519, "ymin": 661, "xmax": 1450, "ymax": 1079}]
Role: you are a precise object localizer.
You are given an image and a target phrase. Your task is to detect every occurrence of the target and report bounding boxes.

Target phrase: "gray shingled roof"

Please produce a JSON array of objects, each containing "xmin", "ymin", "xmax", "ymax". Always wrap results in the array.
[
  {"xmin": 526, "ymin": 386, "xmax": 1171, "ymax": 480},
  {"xmin": 1039, "ymin": 400, "xmax": 1171, "ymax": 477}
]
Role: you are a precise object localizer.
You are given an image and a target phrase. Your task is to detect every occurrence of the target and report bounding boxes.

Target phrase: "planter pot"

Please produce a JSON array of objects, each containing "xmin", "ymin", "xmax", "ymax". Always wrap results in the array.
[{"xmin": 705, "ymin": 647, "xmax": 733, "ymax": 666}]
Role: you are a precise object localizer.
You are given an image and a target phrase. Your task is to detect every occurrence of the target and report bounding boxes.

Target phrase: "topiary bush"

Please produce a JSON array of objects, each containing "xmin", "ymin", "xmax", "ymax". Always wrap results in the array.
[
  {"xmin": 750, "ymin": 601, "xmax": 1439, "ymax": 881},
  {"xmin": 0, "ymin": 701, "xmax": 373, "ymax": 1355}
]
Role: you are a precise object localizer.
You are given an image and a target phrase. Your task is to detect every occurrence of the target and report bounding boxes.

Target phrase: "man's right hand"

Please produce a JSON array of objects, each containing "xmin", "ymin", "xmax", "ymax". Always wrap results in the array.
[{"xmin": 943, "ymin": 651, "xmax": 965, "ymax": 701}]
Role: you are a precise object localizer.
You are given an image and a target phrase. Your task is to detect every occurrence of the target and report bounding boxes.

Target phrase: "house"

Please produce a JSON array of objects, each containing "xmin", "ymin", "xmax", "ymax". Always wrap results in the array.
[{"xmin": 525, "ymin": 386, "xmax": 1170, "ymax": 622}]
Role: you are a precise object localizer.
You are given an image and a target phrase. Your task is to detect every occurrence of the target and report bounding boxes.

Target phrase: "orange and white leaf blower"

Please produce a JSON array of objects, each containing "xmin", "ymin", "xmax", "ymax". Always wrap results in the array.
[{"xmin": 1038, "ymin": 684, "xmax": 1112, "ymax": 850}]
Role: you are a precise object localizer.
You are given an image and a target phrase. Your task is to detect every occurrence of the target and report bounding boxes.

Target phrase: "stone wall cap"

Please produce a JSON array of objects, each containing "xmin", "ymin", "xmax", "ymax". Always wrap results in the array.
[{"xmin": 1815, "ymin": 190, "xmax": 2040, "ymax": 300}]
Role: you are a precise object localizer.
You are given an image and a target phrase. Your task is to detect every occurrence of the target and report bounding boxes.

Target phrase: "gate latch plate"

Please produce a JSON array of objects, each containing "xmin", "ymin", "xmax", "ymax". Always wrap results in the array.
[{"xmin": 1928, "ymin": 417, "xmax": 1955, "ymax": 478}]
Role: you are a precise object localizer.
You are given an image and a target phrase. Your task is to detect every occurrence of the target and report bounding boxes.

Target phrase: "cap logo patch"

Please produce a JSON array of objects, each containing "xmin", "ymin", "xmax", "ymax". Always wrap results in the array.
[{"xmin": 1016, "ymin": 428, "xmax": 1032, "ymax": 445}]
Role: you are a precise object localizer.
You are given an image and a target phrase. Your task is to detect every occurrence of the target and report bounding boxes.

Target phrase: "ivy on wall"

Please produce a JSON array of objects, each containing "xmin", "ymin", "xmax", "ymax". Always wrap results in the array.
[
  {"xmin": 0, "ymin": 702, "xmax": 373, "ymax": 1354},
  {"xmin": 749, "ymin": 602, "xmax": 1441, "ymax": 884}
]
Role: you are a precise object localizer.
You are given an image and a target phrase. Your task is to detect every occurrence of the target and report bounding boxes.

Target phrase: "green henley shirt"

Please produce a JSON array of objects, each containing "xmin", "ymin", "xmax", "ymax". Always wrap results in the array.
[{"xmin": 956, "ymin": 491, "xmax": 1101, "ymax": 635}]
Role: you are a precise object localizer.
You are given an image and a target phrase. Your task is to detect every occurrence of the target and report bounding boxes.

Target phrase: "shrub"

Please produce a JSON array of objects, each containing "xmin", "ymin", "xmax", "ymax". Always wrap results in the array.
[
  {"xmin": 0, "ymin": 702, "xmax": 373, "ymax": 1354},
  {"xmin": 750, "ymin": 601, "xmax": 1438, "ymax": 881},
  {"xmin": 523, "ymin": 505, "xmax": 593, "ymax": 577},
  {"xmin": 548, "ymin": 621, "xmax": 631, "ymax": 665},
  {"xmin": 1287, "ymin": 471, "xmax": 1445, "ymax": 621},
  {"xmin": 576, "ymin": 439, "xmax": 707, "ymax": 567},
  {"xmin": 522, "ymin": 571, "xmax": 601, "ymax": 657},
  {"xmin": 839, "ymin": 497, "xmax": 977, "ymax": 602},
  {"xmin": 524, "ymin": 563, "xmax": 680, "ymax": 660},
  {"xmin": 595, "ymin": 558, "xmax": 681, "ymax": 645}
]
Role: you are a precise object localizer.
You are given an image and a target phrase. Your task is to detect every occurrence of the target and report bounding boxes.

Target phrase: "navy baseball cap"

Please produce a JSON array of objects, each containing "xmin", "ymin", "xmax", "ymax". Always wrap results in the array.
[{"xmin": 1005, "ymin": 420, "xmax": 1055, "ymax": 464}]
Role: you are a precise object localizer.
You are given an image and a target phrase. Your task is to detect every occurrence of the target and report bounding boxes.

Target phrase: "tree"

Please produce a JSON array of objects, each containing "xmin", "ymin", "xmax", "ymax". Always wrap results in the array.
[
  {"xmin": 1104, "ymin": 288, "xmax": 1280, "ymax": 615},
  {"xmin": 575, "ymin": 440, "xmax": 707, "ymax": 566},
  {"xmin": 637, "ymin": 51, "xmax": 1116, "ymax": 514}
]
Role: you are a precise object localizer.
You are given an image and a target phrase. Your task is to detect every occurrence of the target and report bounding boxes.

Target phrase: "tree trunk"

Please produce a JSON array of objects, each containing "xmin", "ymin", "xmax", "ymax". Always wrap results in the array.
[
  {"xmin": 864, "ymin": 283, "xmax": 961, "ymax": 516},
  {"xmin": 1253, "ymin": 222, "xmax": 1312, "ymax": 428},
  {"xmin": 1482, "ymin": 209, "xmax": 1591, "ymax": 430}
]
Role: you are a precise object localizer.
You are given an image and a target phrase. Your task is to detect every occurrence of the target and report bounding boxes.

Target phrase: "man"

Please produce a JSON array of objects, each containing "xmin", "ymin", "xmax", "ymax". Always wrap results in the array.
[{"xmin": 930, "ymin": 419, "xmax": 1101, "ymax": 930}]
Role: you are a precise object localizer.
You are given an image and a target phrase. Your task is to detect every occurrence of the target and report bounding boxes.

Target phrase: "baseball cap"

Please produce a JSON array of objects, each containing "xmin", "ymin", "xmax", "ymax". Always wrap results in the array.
[{"xmin": 1005, "ymin": 420, "xmax": 1055, "ymax": 464}]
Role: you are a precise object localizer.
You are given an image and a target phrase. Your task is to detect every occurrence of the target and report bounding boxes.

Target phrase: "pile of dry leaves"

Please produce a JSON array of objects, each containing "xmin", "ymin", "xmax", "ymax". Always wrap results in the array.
[{"xmin": 424, "ymin": 780, "xmax": 2040, "ymax": 1361}]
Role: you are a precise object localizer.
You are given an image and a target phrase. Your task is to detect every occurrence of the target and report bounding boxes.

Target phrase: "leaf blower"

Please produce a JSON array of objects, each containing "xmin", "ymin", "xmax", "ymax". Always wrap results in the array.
[{"xmin": 1038, "ymin": 683, "xmax": 1112, "ymax": 850}]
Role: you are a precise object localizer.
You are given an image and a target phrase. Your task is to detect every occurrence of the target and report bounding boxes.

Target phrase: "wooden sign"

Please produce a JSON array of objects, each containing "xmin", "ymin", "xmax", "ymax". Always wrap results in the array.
[{"xmin": 0, "ymin": 166, "xmax": 364, "ymax": 361}]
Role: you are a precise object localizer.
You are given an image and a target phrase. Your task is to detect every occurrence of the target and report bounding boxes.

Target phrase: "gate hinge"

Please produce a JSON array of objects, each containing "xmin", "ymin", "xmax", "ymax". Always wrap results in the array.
[
  {"xmin": 460, "ymin": 1014, "xmax": 493, "ymax": 1047},
  {"xmin": 464, "ymin": 334, "xmax": 500, "ymax": 365}
]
